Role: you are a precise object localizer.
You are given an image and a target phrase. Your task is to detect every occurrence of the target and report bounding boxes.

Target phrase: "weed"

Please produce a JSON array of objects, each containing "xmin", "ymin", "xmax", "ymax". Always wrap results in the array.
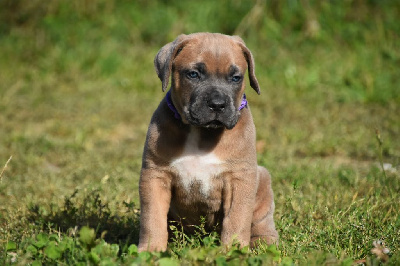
[
  {"xmin": 0, "ymin": 156, "xmax": 12, "ymax": 183},
  {"xmin": 375, "ymin": 129, "xmax": 388, "ymax": 180}
]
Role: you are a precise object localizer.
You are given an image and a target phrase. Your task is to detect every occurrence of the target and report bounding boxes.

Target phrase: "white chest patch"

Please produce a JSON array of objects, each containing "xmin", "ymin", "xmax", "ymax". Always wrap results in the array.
[{"xmin": 170, "ymin": 129, "xmax": 223, "ymax": 196}]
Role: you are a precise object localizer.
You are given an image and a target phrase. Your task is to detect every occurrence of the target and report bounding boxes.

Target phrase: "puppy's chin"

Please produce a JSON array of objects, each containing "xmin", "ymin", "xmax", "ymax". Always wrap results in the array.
[
  {"xmin": 187, "ymin": 117, "xmax": 238, "ymax": 130},
  {"xmin": 184, "ymin": 108, "xmax": 239, "ymax": 130},
  {"xmin": 204, "ymin": 120, "xmax": 226, "ymax": 129}
]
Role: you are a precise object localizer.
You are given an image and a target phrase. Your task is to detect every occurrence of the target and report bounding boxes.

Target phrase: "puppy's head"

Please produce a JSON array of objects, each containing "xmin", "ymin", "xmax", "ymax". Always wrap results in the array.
[{"xmin": 154, "ymin": 33, "xmax": 260, "ymax": 129}]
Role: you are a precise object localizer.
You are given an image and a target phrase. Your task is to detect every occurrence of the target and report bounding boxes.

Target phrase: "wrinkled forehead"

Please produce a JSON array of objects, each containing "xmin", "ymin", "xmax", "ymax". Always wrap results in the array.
[{"xmin": 173, "ymin": 36, "xmax": 248, "ymax": 73}]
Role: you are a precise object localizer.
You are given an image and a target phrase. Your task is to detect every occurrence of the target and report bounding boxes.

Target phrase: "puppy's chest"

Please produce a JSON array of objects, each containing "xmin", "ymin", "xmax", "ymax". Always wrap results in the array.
[{"xmin": 169, "ymin": 131, "xmax": 225, "ymax": 197}]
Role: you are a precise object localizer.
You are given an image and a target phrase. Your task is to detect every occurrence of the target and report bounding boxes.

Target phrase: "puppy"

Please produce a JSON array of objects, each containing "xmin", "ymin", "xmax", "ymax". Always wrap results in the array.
[{"xmin": 138, "ymin": 33, "xmax": 278, "ymax": 251}]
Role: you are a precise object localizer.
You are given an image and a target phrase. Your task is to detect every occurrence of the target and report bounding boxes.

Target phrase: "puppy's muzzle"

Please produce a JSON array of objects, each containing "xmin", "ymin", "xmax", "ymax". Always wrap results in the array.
[{"xmin": 187, "ymin": 89, "xmax": 237, "ymax": 129}]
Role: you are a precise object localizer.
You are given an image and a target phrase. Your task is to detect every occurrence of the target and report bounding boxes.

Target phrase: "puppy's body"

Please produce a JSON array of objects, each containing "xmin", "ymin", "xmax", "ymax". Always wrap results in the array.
[{"xmin": 138, "ymin": 33, "xmax": 278, "ymax": 251}]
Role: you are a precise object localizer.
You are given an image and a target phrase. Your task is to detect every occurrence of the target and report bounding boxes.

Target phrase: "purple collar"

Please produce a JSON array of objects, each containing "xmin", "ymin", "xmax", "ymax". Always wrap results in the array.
[
  {"xmin": 239, "ymin": 93, "xmax": 248, "ymax": 110},
  {"xmin": 166, "ymin": 90, "xmax": 181, "ymax": 119},
  {"xmin": 166, "ymin": 90, "xmax": 247, "ymax": 120}
]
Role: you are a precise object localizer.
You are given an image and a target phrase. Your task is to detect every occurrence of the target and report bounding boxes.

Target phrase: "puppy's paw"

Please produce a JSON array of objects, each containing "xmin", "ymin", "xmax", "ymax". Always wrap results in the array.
[
  {"xmin": 138, "ymin": 242, "xmax": 167, "ymax": 253},
  {"xmin": 250, "ymin": 233, "xmax": 279, "ymax": 248}
]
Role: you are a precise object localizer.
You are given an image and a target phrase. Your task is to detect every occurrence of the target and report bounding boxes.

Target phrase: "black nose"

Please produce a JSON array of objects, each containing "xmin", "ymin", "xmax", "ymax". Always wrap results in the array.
[{"xmin": 207, "ymin": 91, "xmax": 226, "ymax": 112}]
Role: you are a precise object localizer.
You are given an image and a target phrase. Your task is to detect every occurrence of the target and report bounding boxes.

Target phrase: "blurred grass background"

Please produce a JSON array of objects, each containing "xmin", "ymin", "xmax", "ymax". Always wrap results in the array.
[{"xmin": 0, "ymin": 0, "xmax": 399, "ymax": 263}]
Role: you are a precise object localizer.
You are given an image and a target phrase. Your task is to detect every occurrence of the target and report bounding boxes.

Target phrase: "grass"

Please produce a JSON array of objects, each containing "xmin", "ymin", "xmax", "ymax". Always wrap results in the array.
[{"xmin": 0, "ymin": 0, "xmax": 399, "ymax": 264}]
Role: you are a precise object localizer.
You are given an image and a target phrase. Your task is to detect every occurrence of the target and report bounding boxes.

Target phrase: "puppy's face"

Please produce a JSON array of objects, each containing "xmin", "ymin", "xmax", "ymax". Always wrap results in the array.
[
  {"xmin": 171, "ymin": 37, "xmax": 248, "ymax": 129},
  {"xmin": 154, "ymin": 33, "xmax": 260, "ymax": 129}
]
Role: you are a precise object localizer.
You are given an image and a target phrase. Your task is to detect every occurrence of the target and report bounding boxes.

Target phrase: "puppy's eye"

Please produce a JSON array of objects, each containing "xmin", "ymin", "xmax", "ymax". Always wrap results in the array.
[
  {"xmin": 232, "ymin": 75, "xmax": 242, "ymax": 82},
  {"xmin": 187, "ymin": 71, "xmax": 199, "ymax": 79}
]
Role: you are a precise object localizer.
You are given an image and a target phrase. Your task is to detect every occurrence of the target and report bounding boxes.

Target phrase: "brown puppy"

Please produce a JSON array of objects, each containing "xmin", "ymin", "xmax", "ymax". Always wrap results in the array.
[{"xmin": 138, "ymin": 33, "xmax": 278, "ymax": 252}]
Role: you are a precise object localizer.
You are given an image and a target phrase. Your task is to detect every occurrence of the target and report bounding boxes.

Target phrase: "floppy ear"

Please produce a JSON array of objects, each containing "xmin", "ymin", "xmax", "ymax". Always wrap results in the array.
[
  {"xmin": 231, "ymin": 36, "xmax": 261, "ymax": 95},
  {"xmin": 154, "ymin": 34, "xmax": 188, "ymax": 92}
]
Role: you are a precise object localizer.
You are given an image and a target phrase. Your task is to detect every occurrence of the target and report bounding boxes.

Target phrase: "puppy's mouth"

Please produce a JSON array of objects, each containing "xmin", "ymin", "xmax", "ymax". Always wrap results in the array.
[
  {"xmin": 204, "ymin": 120, "xmax": 224, "ymax": 129},
  {"xmin": 187, "ymin": 114, "xmax": 237, "ymax": 130}
]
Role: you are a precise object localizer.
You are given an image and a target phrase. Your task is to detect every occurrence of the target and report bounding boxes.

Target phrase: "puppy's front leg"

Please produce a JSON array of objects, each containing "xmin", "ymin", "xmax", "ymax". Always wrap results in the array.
[
  {"xmin": 138, "ymin": 169, "xmax": 171, "ymax": 252},
  {"xmin": 221, "ymin": 170, "xmax": 258, "ymax": 247}
]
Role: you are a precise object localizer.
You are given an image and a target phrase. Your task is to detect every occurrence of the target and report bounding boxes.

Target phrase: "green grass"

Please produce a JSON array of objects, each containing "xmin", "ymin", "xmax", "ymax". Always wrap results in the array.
[{"xmin": 1, "ymin": 0, "xmax": 399, "ymax": 264}]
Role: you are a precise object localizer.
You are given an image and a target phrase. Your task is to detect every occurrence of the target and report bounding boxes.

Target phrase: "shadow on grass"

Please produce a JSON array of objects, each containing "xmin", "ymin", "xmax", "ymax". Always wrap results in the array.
[{"xmin": 26, "ymin": 189, "xmax": 140, "ymax": 246}]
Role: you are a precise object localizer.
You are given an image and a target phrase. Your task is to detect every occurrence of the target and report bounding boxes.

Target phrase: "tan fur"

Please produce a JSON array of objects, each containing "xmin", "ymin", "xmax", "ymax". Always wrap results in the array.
[{"xmin": 138, "ymin": 33, "xmax": 278, "ymax": 252}]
